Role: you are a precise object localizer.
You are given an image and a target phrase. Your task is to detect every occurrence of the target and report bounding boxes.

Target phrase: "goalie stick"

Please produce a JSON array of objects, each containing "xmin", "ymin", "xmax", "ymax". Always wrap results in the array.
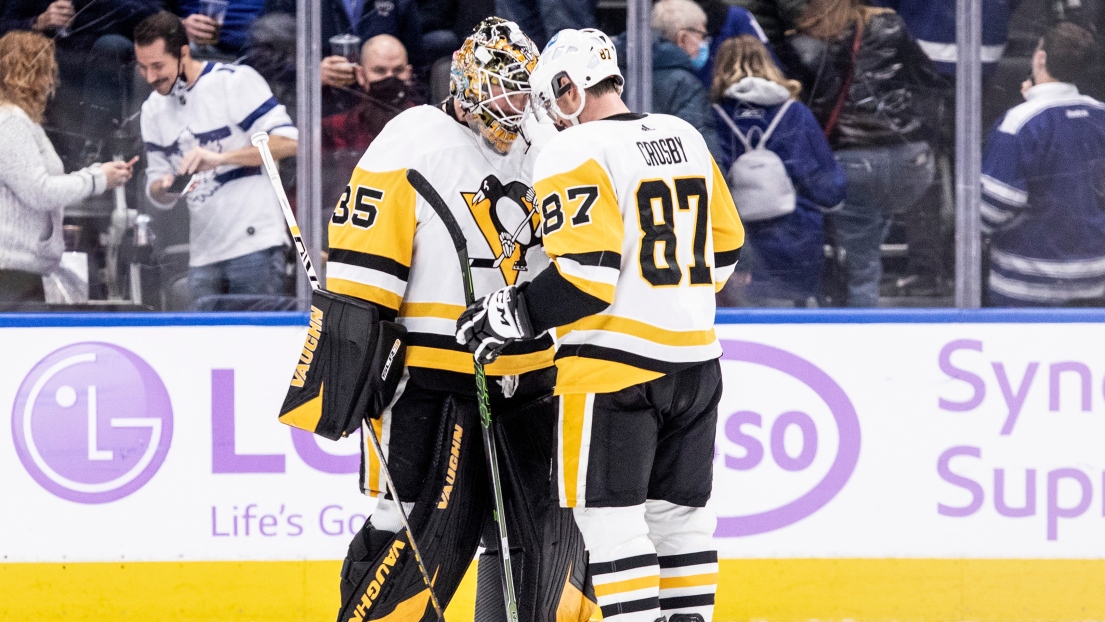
[
  {"xmin": 405, "ymin": 168, "xmax": 521, "ymax": 622},
  {"xmin": 252, "ymin": 132, "xmax": 446, "ymax": 622}
]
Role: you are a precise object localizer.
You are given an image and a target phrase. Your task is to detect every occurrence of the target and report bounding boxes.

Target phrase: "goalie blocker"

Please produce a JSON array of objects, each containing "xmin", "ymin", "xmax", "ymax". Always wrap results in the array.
[{"xmin": 279, "ymin": 289, "xmax": 407, "ymax": 440}]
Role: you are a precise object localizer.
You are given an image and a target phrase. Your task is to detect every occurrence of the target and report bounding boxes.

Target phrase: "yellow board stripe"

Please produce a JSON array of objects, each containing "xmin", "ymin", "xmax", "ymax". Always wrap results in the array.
[
  {"xmin": 5, "ymin": 559, "xmax": 1105, "ymax": 621},
  {"xmin": 404, "ymin": 345, "xmax": 553, "ymax": 376},
  {"xmin": 326, "ymin": 278, "xmax": 403, "ymax": 311},
  {"xmin": 558, "ymin": 315, "xmax": 716, "ymax": 347},
  {"xmin": 558, "ymin": 394, "xmax": 588, "ymax": 508},
  {"xmin": 593, "ymin": 574, "xmax": 660, "ymax": 598},
  {"xmin": 399, "ymin": 302, "xmax": 467, "ymax": 319},
  {"xmin": 659, "ymin": 572, "xmax": 718, "ymax": 590}
]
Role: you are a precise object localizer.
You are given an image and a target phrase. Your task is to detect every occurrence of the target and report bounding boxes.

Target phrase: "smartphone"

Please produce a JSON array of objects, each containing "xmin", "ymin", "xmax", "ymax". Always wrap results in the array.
[{"xmin": 166, "ymin": 174, "xmax": 197, "ymax": 195}]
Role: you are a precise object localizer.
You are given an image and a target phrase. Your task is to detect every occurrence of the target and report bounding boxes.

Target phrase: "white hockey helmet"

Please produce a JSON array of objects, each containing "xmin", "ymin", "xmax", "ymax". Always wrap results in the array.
[
  {"xmin": 450, "ymin": 17, "xmax": 540, "ymax": 153},
  {"xmin": 530, "ymin": 28, "xmax": 623, "ymax": 126}
]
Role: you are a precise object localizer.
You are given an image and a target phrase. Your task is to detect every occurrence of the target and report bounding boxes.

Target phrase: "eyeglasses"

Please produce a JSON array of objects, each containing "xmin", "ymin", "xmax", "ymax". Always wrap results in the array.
[{"xmin": 683, "ymin": 28, "xmax": 711, "ymax": 45}]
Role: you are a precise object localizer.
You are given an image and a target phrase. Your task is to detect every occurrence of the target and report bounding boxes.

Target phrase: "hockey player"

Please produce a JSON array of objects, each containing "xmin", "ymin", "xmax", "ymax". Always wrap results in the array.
[
  {"xmin": 324, "ymin": 17, "xmax": 593, "ymax": 622},
  {"xmin": 456, "ymin": 28, "xmax": 744, "ymax": 622}
]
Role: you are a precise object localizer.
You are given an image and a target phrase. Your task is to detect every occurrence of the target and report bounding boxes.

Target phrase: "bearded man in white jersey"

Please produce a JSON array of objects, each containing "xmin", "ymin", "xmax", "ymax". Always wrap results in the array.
[
  {"xmin": 135, "ymin": 12, "xmax": 297, "ymax": 306},
  {"xmin": 457, "ymin": 28, "xmax": 745, "ymax": 622},
  {"xmin": 321, "ymin": 17, "xmax": 595, "ymax": 622}
]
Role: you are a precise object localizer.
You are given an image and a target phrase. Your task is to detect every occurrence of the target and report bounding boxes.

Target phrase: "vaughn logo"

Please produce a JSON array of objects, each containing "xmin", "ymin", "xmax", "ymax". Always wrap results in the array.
[
  {"xmin": 290, "ymin": 305, "xmax": 323, "ymax": 387},
  {"xmin": 12, "ymin": 343, "xmax": 174, "ymax": 504},
  {"xmin": 713, "ymin": 340, "xmax": 860, "ymax": 536},
  {"xmin": 438, "ymin": 424, "xmax": 464, "ymax": 509},
  {"xmin": 348, "ymin": 539, "xmax": 407, "ymax": 621}
]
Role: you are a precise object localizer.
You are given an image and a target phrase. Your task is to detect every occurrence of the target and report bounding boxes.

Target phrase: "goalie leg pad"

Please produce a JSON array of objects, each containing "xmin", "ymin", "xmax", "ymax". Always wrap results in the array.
[
  {"xmin": 475, "ymin": 393, "xmax": 596, "ymax": 622},
  {"xmin": 337, "ymin": 394, "xmax": 488, "ymax": 622}
]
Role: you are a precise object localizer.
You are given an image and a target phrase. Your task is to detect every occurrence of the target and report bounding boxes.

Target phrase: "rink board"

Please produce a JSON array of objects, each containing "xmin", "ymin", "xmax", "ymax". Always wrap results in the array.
[{"xmin": 3, "ymin": 309, "xmax": 1105, "ymax": 621}]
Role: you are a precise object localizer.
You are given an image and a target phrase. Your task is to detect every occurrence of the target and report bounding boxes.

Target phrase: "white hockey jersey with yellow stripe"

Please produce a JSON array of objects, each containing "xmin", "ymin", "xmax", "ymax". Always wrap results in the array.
[
  {"xmin": 326, "ymin": 104, "xmax": 555, "ymax": 377},
  {"xmin": 532, "ymin": 112, "xmax": 744, "ymax": 395}
]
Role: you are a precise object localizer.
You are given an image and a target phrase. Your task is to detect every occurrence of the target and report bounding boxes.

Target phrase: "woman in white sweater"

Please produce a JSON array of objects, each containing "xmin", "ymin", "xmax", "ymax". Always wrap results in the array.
[{"xmin": 0, "ymin": 31, "xmax": 134, "ymax": 304}]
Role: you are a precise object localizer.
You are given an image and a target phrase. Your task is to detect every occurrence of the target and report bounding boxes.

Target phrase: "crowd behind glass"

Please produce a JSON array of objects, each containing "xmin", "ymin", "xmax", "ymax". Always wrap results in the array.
[{"xmin": 0, "ymin": 0, "xmax": 1100, "ymax": 310}]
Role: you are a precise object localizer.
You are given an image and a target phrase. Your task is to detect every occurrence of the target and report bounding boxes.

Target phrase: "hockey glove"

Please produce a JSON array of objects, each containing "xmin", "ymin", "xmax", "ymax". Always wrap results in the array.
[{"xmin": 455, "ymin": 285, "xmax": 535, "ymax": 365}]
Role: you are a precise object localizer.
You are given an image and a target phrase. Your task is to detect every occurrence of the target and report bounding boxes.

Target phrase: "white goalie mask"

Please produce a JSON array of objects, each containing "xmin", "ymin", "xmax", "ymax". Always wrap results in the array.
[{"xmin": 529, "ymin": 28, "xmax": 623, "ymax": 127}]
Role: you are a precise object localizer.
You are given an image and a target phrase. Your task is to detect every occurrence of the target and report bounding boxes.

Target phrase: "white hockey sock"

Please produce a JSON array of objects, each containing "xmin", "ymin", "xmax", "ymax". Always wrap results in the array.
[
  {"xmin": 573, "ymin": 505, "xmax": 661, "ymax": 622},
  {"xmin": 645, "ymin": 499, "xmax": 718, "ymax": 622}
]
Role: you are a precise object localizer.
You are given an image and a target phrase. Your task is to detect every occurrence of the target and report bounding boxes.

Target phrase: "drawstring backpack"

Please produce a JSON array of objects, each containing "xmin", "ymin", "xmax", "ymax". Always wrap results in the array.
[{"xmin": 713, "ymin": 99, "xmax": 796, "ymax": 222}]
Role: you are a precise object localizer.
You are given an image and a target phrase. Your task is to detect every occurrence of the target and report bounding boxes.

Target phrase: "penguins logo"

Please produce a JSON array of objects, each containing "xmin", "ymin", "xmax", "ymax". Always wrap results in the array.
[{"xmin": 462, "ymin": 175, "xmax": 540, "ymax": 286}]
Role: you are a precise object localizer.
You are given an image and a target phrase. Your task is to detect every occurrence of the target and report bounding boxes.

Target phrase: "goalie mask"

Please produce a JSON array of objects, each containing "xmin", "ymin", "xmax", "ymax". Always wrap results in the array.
[
  {"xmin": 451, "ymin": 17, "xmax": 539, "ymax": 154},
  {"xmin": 530, "ymin": 28, "xmax": 623, "ymax": 128}
]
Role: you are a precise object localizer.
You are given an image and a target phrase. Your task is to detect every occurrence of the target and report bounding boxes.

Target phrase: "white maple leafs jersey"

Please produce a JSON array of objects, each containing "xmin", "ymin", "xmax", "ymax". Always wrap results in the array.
[
  {"xmin": 326, "ymin": 104, "xmax": 556, "ymax": 378},
  {"xmin": 533, "ymin": 113, "xmax": 744, "ymax": 395}
]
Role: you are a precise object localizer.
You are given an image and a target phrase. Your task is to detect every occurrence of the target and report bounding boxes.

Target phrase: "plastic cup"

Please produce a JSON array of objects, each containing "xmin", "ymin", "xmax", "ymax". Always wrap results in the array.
[
  {"xmin": 329, "ymin": 34, "xmax": 362, "ymax": 65},
  {"xmin": 199, "ymin": 0, "xmax": 228, "ymax": 44}
]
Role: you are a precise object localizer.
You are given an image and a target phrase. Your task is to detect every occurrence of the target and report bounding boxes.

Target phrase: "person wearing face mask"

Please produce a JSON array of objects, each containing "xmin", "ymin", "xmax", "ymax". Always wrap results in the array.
[
  {"xmin": 612, "ymin": 0, "xmax": 721, "ymax": 161},
  {"xmin": 321, "ymin": 34, "xmax": 423, "ymax": 245},
  {"xmin": 135, "ymin": 11, "xmax": 298, "ymax": 308}
]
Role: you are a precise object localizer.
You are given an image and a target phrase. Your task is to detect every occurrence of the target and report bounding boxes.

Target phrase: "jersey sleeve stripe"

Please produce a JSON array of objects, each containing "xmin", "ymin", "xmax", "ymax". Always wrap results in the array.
[
  {"xmin": 714, "ymin": 248, "xmax": 740, "ymax": 270},
  {"xmin": 237, "ymin": 96, "xmax": 279, "ymax": 131},
  {"xmin": 328, "ymin": 249, "xmax": 410, "ymax": 281},
  {"xmin": 556, "ymin": 256, "xmax": 620, "ymax": 287},
  {"xmin": 325, "ymin": 262, "xmax": 406, "ymax": 299},
  {"xmin": 559, "ymin": 251, "xmax": 622, "ymax": 269},
  {"xmin": 713, "ymin": 264, "xmax": 736, "ymax": 292},
  {"xmin": 325, "ymin": 279, "xmax": 403, "ymax": 311},
  {"xmin": 557, "ymin": 268, "xmax": 617, "ymax": 305}
]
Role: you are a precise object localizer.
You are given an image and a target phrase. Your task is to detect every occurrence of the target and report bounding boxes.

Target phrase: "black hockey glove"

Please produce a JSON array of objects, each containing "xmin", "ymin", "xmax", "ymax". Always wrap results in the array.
[{"xmin": 455, "ymin": 285, "xmax": 535, "ymax": 365}]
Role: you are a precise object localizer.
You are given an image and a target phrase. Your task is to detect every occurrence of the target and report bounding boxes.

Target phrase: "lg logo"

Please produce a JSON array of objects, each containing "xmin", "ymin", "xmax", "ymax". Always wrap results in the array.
[
  {"xmin": 714, "ymin": 340, "xmax": 860, "ymax": 536},
  {"xmin": 11, "ymin": 343, "xmax": 173, "ymax": 504}
]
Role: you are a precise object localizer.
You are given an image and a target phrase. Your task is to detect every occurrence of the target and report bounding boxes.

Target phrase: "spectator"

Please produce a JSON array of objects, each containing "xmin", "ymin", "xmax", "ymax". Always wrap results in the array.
[
  {"xmin": 868, "ymin": 1, "xmax": 1022, "ymax": 298},
  {"xmin": 242, "ymin": 11, "xmax": 296, "ymax": 118},
  {"xmin": 134, "ymin": 12, "xmax": 297, "ymax": 306},
  {"xmin": 981, "ymin": 23, "xmax": 1105, "ymax": 306},
  {"xmin": 167, "ymin": 0, "xmax": 267, "ymax": 56},
  {"xmin": 416, "ymin": 0, "xmax": 459, "ymax": 62},
  {"xmin": 731, "ymin": 0, "xmax": 809, "ymax": 45},
  {"xmin": 0, "ymin": 32, "xmax": 133, "ymax": 303},
  {"xmin": 495, "ymin": 0, "xmax": 594, "ymax": 49},
  {"xmin": 691, "ymin": 0, "xmax": 776, "ymax": 86},
  {"xmin": 1, "ymin": 0, "xmax": 160, "ymax": 167},
  {"xmin": 873, "ymin": 0, "xmax": 1023, "ymax": 78},
  {"xmin": 262, "ymin": 0, "xmax": 425, "ymax": 93},
  {"xmin": 614, "ymin": 0, "xmax": 720, "ymax": 159},
  {"xmin": 321, "ymin": 34, "xmax": 422, "ymax": 240},
  {"xmin": 783, "ymin": 0, "xmax": 945, "ymax": 307},
  {"xmin": 712, "ymin": 35, "xmax": 844, "ymax": 306}
]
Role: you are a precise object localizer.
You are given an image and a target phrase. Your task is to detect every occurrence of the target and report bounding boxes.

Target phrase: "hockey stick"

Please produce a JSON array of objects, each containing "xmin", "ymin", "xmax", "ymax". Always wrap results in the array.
[
  {"xmin": 405, "ymin": 168, "xmax": 521, "ymax": 622},
  {"xmin": 252, "ymin": 132, "xmax": 446, "ymax": 622}
]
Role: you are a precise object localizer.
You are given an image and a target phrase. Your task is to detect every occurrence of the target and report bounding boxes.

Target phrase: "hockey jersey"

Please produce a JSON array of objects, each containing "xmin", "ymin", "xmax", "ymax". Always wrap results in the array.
[
  {"xmin": 981, "ymin": 82, "xmax": 1105, "ymax": 304},
  {"xmin": 326, "ymin": 104, "xmax": 556, "ymax": 379},
  {"xmin": 142, "ymin": 62, "xmax": 296, "ymax": 267},
  {"xmin": 531, "ymin": 112, "xmax": 744, "ymax": 395}
]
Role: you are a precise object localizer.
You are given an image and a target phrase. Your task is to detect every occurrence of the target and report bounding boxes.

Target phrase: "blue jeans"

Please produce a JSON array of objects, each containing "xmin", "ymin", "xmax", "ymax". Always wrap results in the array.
[
  {"xmin": 829, "ymin": 141, "xmax": 935, "ymax": 307},
  {"xmin": 189, "ymin": 246, "xmax": 287, "ymax": 304},
  {"xmin": 494, "ymin": 0, "xmax": 596, "ymax": 48}
]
